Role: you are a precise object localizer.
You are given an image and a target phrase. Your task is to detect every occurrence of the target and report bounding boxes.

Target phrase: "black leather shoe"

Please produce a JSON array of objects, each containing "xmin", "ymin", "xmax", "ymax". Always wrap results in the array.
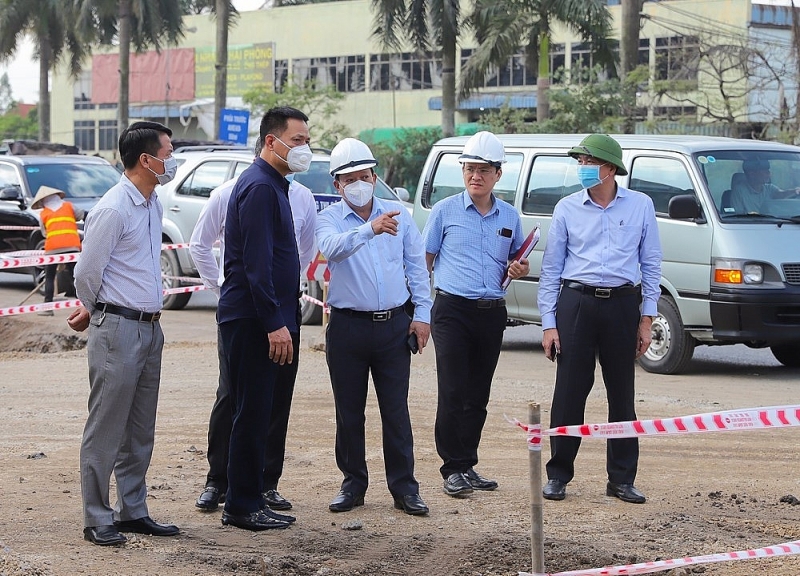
[
  {"xmin": 465, "ymin": 468, "xmax": 498, "ymax": 491},
  {"xmin": 606, "ymin": 482, "xmax": 646, "ymax": 504},
  {"xmin": 393, "ymin": 493, "xmax": 429, "ymax": 516},
  {"xmin": 221, "ymin": 509, "xmax": 291, "ymax": 531},
  {"xmin": 262, "ymin": 506, "xmax": 296, "ymax": 524},
  {"xmin": 195, "ymin": 486, "xmax": 225, "ymax": 511},
  {"xmin": 443, "ymin": 473, "xmax": 473, "ymax": 497},
  {"xmin": 114, "ymin": 516, "xmax": 180, "ymax": 536},
  {"xmin": 83, "ymin": 525, "xmax": 127, "ymax": 546},
  {"xmin": 328, "ymin": 490, "xmax": 365, "ymax": 512},
  {"xmin": 263, "ymin": 489, "xmax": 292, "ymax": 511},
  {"xmin": 542, "ymin": 479, "xmax": 567, "ymax": 501}
]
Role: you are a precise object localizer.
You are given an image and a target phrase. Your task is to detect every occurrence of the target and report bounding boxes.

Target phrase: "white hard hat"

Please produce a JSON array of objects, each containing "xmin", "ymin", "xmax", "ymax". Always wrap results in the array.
[
  {"xmin": 458, "ymin": 131, "xmax": 506, "ymax": 167},
  {"xmin": 329, "ymin": 138, "xmax": 378, "ymax": 177}
]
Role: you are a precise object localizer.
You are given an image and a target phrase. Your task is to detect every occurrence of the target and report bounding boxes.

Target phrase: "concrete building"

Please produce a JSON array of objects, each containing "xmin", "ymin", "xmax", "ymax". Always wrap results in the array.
[{"xmin": 49, "ymin": 0, "xmax": 797, "ymax": 159}]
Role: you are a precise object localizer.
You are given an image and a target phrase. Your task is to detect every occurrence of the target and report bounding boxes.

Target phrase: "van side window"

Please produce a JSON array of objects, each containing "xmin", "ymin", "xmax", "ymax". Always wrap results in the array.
[
  {"xmin": 0, "ymin": 163, "xmax": 21, "ymax": 190},
  {"xmin": 426, "ymin": 152, "xmax": 522, "ymax": 208},
  {"xmin": 523, "ymin": 156, "xmax": 581, "ymax": 215},
  {"xmin": 629, "ymin": 156, "xmax": 695, "ymax": 215},
  {"xmin": 177, "ymin": 161, "xmax": 231, "ymax": 199}
]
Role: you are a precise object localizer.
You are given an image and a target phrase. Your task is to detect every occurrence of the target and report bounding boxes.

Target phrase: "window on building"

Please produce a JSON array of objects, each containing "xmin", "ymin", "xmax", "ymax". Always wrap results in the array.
[
  {"xmin": 570, "ymin": 42, "xmax": 615, "ymax": 84},
  {"xmin": 293, "ymin": 56, "xmax": 365, "ymax": 92},
  {"xmin": 522, "ymin": 156, "xmax": 582, "ymax": 215},
  {"xmin": 369, "ymin": 52, "xmax": 442, "ymax": 91},
  {"xmin": 655, "ymin": 36, "xmax": 699, "ymax": 83},
  {"xmin": 275, "ymin": 59, "xmax": 288, "ymax": 93},
  {"xmin": 74, "ymin": 120, "xmax": 95, "ymax": 152},
  {"xmin": 73, "ymin": 70, "xmax": 94, "ymax": 110},
  {"xmin": 98, "ymin": 120, "xmax": 117, "ymax": 151},
  {"xmin": 550, "ymin": 44, "xmax": 566, "ymax": 84},
  {"xmin": 460, "ymin": 48, "xmax": 541, "ymax": 88}
]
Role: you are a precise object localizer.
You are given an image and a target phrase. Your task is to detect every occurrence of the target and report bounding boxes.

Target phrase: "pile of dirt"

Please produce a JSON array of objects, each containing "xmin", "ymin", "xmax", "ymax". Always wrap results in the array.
[{"xmin": 0, "ymin": 318, "xmax": 86, "ymax": 354}]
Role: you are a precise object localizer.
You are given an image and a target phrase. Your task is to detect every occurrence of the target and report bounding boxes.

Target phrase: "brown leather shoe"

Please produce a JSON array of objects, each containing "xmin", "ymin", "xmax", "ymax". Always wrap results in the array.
[{"xmin": 606, "ymin": 482, "xmax": 646, "ymax": 504}]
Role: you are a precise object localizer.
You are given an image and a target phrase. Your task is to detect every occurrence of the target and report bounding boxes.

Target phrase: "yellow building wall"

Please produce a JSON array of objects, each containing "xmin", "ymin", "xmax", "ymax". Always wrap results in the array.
[{"xmin": 50, "ymin": 0, "xmax": 755, "ymax": 155}]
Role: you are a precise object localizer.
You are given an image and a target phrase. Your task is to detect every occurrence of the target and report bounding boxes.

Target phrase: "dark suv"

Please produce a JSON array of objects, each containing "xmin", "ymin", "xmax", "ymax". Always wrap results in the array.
[{"xmin": 0, "ymin": 155, "xmax": 121, "ymax": 283}]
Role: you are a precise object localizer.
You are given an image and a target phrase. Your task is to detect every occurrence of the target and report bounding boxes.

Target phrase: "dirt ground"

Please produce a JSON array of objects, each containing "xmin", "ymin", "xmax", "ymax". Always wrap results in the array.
[{"xmin": 0, "ymin": 308, "xmax": 799, "ymax": 576}]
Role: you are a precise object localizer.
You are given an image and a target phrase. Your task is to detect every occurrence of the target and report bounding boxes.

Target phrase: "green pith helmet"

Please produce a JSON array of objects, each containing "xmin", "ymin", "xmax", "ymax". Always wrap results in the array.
[{"xmin": 568, "ymin": 134, "xmax": 628, "ymax": 176}]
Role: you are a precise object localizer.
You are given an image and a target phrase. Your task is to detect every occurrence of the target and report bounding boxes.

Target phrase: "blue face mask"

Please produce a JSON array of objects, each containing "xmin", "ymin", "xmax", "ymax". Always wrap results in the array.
[
  {"xmin": 577, "ymin": 165, "xmax": 607, "ymax": 189},
  {"xmin": 286, "ymin": 173, "xmax": 295, "ymax": 184}
]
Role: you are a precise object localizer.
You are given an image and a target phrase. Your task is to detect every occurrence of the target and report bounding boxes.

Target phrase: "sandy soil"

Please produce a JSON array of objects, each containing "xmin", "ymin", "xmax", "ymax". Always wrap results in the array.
[{"xmin": 0, "ymin": 310, "xmax": 798, "ymax": 576}]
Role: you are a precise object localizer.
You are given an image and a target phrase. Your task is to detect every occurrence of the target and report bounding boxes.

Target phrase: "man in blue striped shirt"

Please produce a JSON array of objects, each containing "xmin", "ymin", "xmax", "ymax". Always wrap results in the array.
[
  {"xmin": 69, "ymin": 121, "xmax": 179, "ymax": 546},
  {"xmin": 538, "ymin": 134, "xmax": 662, "ymax": 505},
  {"xmin": 423, "ymin": 131, "xmax": 530, "ymax": 498}
]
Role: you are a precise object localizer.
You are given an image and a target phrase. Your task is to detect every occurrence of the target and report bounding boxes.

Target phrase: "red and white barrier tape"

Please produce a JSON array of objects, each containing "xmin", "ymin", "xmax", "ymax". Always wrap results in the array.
[
  {"xmin": 301, "ymin": 293, "xmax": 329, "ymax": 312},
  {"xmin": 0, "ymin": 250, "xmax": 45, "ymax": 258},
  {"xmin": 520, "ymin": 539, "xmax": 800, "ymax": 576},
  {"xmin": 509, "ymin": 405, "xmax": 800, "ymax": 445},
  {"xmin": 0, "ymin": 252, "xmax": 80, "ymax": 269},
  {"xmin": 0, "ymin": 225, "xmax": 38, "ymax": 231}
]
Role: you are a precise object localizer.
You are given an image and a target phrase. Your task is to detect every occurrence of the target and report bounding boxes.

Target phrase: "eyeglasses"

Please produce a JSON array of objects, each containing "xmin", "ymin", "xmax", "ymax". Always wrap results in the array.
[{"xmin": 463, "ymin": 165, "xmax": 497, "ymax": 176}]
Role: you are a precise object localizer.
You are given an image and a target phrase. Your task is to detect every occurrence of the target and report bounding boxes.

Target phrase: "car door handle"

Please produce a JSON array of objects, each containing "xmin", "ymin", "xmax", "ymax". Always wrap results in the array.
[{"xmin": 169, "ymin": 206, "xmax": 180, "ymax": 212}]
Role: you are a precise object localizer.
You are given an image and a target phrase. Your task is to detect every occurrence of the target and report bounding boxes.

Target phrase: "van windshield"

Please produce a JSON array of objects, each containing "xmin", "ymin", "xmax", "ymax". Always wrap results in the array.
[{"xmin": 695, "ymin": 151, "xmax": 800, "ymax": 221}]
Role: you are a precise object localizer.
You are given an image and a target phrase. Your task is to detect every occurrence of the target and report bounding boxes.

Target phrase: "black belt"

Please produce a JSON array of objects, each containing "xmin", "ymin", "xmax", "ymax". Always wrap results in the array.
[
  {"xmin": 435, "ymin": 289, "xmax": 506, "ymax": 309},
  {"xmin": 562, "ymin": 280, "xmax": 640, "ymax": 299},
  {"xmin": 97, "ymin": 302, "xmax": 161, "ymax": 322},
  {"xmin": 330, "ymin": 305, "xmax": 405, "ymax": 322}
]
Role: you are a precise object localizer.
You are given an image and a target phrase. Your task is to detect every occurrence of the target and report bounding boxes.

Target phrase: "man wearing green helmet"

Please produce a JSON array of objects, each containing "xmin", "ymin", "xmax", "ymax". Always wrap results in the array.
[{"xmin": 538, "ymin": 134, "xmax": 662, "ymax": 504}]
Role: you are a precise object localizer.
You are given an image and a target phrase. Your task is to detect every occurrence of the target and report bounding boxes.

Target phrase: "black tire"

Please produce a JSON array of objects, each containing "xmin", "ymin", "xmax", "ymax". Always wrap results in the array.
[
  {"xmin": 300, "ymin": 278, "xmax": 323, "ymax": 325},
  {"xmin": 638, "ymin": 295, "xmax": 696, "ymax": 375},
  {"xmin": 770, "ymin": 344, "xmax": 800, "ymax": 367},
  {"xmin": 161, "ymin": 249, "xmax": 192, "ymax": 310}
]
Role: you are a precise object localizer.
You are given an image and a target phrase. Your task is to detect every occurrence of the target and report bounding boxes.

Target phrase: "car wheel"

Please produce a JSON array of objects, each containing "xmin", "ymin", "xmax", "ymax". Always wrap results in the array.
[
  {"xmin": 161, "ymin": 248, "xmax": 192, "ymax": 310},
  {"xmin": 638, "ymin": 295, "xmax": 696, "ymax": 375},
  {"xmin": 770, "ymin": 343, "xmax": 800, "ymax": 367},
  {"xmin": 300, "ymin": 278, "xmax": 323, "ymax": 325}
]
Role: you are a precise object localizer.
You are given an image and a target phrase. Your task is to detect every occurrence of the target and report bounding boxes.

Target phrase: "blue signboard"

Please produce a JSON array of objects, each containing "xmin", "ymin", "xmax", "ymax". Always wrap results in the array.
[{"xmin": 219, "ymin": 108, "xmax": 250, "ymax": 145}]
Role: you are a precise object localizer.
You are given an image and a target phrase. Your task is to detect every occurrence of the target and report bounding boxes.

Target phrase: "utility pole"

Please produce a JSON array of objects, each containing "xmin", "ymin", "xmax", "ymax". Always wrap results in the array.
[{"xmin": 214, "ymin": 0, "xmax": 230, "ymax": 141}]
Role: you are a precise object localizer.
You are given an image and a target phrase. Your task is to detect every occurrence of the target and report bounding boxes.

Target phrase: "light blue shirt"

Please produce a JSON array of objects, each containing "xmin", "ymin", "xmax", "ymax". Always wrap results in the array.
[
  {"xmin": 316, "ymin": 196, "xmax": 432, "ymax": 323},
  {"xmin": 538, "ymin": 185, "xmax": 662, "ymax": 330},
  {"xmin": 75, "ymin": 173, "xmax": 163, "ymax": 314},
  {"xmin": 423, "ymin": 191, "xmax": 524, "ymax": 300}
]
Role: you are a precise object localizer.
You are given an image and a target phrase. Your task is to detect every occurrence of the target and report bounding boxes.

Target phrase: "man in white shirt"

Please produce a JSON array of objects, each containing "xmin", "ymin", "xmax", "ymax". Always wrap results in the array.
[{"xmin": 190, "ymin": 156, "xmax": 316, "ymax": 517}]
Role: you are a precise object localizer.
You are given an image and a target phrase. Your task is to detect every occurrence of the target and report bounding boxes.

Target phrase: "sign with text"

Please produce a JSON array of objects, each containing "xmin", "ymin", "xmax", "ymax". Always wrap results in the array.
[
  {"xmin": 219, "ymin": 109, "xmax": 250, "ymax": 145},
  {"xmin": 195, "ymin": 43, "xmax": 275, "ymax": 98}
]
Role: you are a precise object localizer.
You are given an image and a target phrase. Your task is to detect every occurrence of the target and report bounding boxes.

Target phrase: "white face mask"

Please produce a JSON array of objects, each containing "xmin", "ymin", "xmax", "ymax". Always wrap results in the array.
[
  {"xmin": 342, "ymin": 179, "xmax": 374, "ymax": 207},
  {"xmin": 275, "ymin": 137, "xmax": 313, "ymax": 173},
  {"xmin": 148, "ymin": 155, "xmax": 178, "ymax": 185}
]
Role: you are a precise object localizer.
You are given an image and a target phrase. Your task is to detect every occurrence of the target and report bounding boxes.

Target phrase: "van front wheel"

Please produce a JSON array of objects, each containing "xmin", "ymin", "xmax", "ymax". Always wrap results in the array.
[
  {"xmin": 770, "ymin": 344, "xmax": 800, "ymax": 367},
  {"xmin": 638, "ymin": 295, "xmax": 695, "ymax": 375}
]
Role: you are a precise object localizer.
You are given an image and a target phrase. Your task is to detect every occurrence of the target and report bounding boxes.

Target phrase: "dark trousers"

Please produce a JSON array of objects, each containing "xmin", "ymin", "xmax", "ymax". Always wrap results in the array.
[
  {"xmin": 44, "ymin": 262, "xmax": 76, "ymax": 302},
  {"xmin": 431, "ymin": 295, "xmax": 507, "ymax": 478},
  {"xmin": 325, "ymin": 310, "xmax": 418, "ymax": 497},
  {"xmin": 546, "ymin": 286, "xmax": 641, "ymax": 485},
  {"xmin": 205, "ymin": 325, "xmax": 300, "ymax": 493},
  {"xmin": 219, "ymin": 318, "xmax": 285, "ymax": 515}
]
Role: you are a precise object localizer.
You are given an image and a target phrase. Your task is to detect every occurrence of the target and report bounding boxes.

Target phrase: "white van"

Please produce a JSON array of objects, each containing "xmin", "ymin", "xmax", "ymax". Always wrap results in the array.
[{"xmin": 412, "ymin": 134, "xmax": 800, "ymax": 374}]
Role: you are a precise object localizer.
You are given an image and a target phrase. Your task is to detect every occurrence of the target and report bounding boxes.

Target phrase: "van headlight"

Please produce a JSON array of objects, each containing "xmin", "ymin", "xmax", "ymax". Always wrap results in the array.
[{"xmin": 712, "ymin": 259, "xmax": 763, "ymax": 285}]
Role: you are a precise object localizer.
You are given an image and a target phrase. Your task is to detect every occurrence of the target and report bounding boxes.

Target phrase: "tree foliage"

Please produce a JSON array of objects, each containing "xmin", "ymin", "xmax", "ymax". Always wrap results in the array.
[
  {"xmin": 367, "ymin": 127, "xmax": 442, "ymax": 196},
  {"xmin": 0, "ymin": 72, "xmax": 15, "ymax": 115},
  {"xmin": 242, "ymin": 78, "xmax": 349, "ymax": 150},
  {"xmin": 0, "ymin": 107, "xmax": 38, "ymax": 140}
]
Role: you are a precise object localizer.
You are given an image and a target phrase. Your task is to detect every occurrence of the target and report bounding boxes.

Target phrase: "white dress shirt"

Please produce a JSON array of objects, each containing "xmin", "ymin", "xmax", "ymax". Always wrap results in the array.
[{"xmin": 189, "ymin": 177, "xmax": 316, "ymax": 297}]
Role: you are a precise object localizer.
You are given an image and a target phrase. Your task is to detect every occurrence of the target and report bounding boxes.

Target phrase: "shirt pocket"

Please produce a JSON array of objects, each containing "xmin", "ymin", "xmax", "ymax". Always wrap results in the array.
[
  {"xmin": 613, "ymin": 224, "xmax": 642, "ymax": 253},
  {"xmin": 380, "ymin": 227, "xmax": 405, "ymax": 263},
  {"xmin": 494, "ymin": 234, "xmax": 513, "ymax": 264}
]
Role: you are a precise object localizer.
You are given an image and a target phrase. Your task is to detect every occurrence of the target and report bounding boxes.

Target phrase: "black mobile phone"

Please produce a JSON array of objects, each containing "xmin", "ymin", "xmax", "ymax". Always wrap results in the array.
[
  {"xmin": 407, "ymin": 332, "xmax": 419, "ymax": 354},
  {"xmin": 549, "ymin": 342, "xmax": 558, "ymax": 362}
]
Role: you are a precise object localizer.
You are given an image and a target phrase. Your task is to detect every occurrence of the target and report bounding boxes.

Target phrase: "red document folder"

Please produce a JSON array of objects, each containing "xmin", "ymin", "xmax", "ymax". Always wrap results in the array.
[{"xmin": 501, "ymin": 226, "xmax": 540, "ymax": 289}]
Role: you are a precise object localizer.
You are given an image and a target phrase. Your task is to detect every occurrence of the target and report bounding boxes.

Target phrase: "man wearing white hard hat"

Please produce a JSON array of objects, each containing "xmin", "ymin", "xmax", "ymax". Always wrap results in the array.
[
  {"xmin": 316, "ymin": 137, "xmax": 432, "ymax": 516},
  {"xmin": 422, "ymin": 131, "xmax": 530, "ymax": 498}
]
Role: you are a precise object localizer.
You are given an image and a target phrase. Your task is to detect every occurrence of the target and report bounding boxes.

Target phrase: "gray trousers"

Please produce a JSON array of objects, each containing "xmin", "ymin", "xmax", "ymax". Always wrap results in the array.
[{"xmin": 80, "ymin": 310, "xmax": 164, "ymax": 527}]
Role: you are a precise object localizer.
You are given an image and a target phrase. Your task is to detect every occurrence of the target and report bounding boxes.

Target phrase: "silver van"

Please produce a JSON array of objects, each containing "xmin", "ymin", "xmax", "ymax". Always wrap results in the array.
[{"xmin": 412, "ymin": 134, "xmax": 800, "ymax": 374}]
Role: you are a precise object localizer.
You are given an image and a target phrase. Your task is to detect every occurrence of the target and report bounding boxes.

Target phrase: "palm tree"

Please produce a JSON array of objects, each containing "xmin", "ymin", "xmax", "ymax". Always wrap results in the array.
[
  {"xmin": 0, "ymin": 0, "xmax": 87, "ymax": 141},
  {"xmin": 463, "ymin": 0, "xmax": 616, "ymax": 122},
  {"xmin": 371, "ymin": 0, "xmax": 462, "ymax": 137},
  {"xmin": 75, "ymin": 0, "xmax": 184, "ymax": 133}
]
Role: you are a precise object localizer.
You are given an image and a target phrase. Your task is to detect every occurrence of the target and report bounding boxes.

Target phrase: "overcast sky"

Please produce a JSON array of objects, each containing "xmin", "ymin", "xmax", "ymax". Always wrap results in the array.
[{"xmin": 0, "ymin": 0, "xmax": 267, "ymax": 105}]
